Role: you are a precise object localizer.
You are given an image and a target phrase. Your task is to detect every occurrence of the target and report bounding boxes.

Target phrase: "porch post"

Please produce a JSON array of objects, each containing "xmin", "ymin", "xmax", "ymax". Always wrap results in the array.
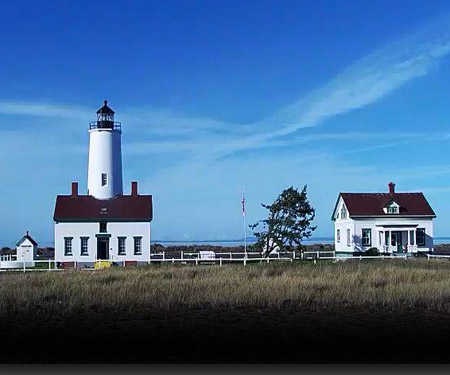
[
  {"xmin": 406, "ymin": 230, "xmax": 410, "ymax": 253},
  {"xmin": 386, "ymin": 231, "xmax": 390, "ymax": 253}
]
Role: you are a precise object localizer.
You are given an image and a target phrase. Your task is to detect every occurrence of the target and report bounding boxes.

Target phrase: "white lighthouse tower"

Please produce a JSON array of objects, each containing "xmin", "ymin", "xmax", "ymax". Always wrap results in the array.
[
  {"xmin": 87, "ymin": 100, "xmax": 123, "ymax": 199},
  {"xmin": 54, "ymin": 100, "xmax": 153, "ymax": 267}
]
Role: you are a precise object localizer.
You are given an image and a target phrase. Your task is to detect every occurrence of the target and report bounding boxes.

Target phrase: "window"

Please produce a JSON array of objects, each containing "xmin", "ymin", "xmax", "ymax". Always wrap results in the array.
[
  {"xmin": 80, "ymin": 237, "xmax": 89, "ymax": 256},
  {"xmin": 387, "ymin": 206, "xmax": 399, "ymax": 214},
  {"xmin": 99, "ymin": 222, "xmax": 107, "ymax": 233},
  {"xmin": 346, "ymin": 229, "xmax": 351, "ymax": 247},
  {"xmin": 362, "ymin": 229, "xmax": 371, "ymax": 246},
  {"xmin": 337, "ymin": 229, "xmax": 340, "ymax": 243},
  {"xmin": 64, "ymin": 237, "xmax": 73, "ymax": 256},
  {"xmin": 416, "ymin": 228, "xmax": 426, "ymax": 247},
  {"xmin": 101, "ymin": 173, "xmax": 108, "ymax": 186},
  {"xmin": 118, "ymin": 237, "xmax": 126, "ymax": 255},
  {"xmin": 391, "ymin": 232, "xmax": 398, "ymax": 246},
  {"xmin": 134, "ymin": 237, "xmax": 142, "ymax": 255},
  {"xmin": 341, "ymin": 206, "xmax": 347, "ymax": 219}
]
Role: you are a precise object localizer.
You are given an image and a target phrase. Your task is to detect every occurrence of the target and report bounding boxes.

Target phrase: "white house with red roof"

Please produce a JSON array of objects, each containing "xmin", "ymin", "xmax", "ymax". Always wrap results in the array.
[
  {"xmin": 53, "ymin": 101, "xmax": 153, "ymax": 267},
  {"xmin": 331, "ymin": 183, "xmax": 436, "ymax": 256}
]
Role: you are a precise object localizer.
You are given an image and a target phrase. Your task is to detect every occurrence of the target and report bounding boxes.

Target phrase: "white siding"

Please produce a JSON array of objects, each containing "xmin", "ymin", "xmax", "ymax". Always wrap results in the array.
[
  {"xmin": 16, "ymin": 239, "xmax": 36, "ymax": 262},
  {"xmin": 54, "ymin": 221, "xmax": 151, "ymax": 263},
  {"xmin": 334, "ymin": 198, "xmax": 355, "ymax": 253},
  {"xmin": 334, "ymin": 215, "xmax": 434, "ymax": 254},
  {"xmin": 352, "ymin": 217, "xmax": 434, "ymax": 252}
]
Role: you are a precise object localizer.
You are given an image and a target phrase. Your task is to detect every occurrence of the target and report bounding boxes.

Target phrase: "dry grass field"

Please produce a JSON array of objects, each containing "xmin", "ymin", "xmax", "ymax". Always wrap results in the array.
[{"xmin": 2, "ymin": 259, "xmax": 450, "ymax": 363}]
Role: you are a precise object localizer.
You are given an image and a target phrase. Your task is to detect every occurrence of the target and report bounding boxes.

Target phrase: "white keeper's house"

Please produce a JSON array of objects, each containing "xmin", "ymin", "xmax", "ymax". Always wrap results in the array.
[
  {"xmin": 53, "ymin": 101, "xmax": 153, "ymax": 267},
  {"xmin": 332, "ymin": 182, "xmax": 436, "ymax": 256}
]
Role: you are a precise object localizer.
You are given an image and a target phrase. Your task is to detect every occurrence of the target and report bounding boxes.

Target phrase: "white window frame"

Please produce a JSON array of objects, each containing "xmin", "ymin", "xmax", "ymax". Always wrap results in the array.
[
  {"xmin": 341, "ymin": 206, "xmax": 347, "ymax": 219},
  {"xmin": 347, "ymin": 229, "xmax": 351, "ymax": 247},
  {"xmin": 362, "ymin": 229, "xmax": 371, "ymax": 247},
  {"xmin": 101, "ymin": 173, "xmax": 108, "ymax": 186},
  {"xmin": 64, "ymin": 237, "xmax": 73, "ymax": 256},
  {"xmin": 118, "ymin": 237, "xmax": 126, "ymax": 255},
  {"xmin": 80, "ymin": 237, "xmax": 89, "ymax": 256},
  {"xmin": 336, "ymin": 229, "xmax": 340, "ymax": 243},
  {"xmin": 387, "ymin": 206, "xmax": 398, "ymax": 214},
  {"xmin": 416, "ymin": 228, "xmax": 426, "ymax": 247},
  {"xmin": 134, "ymin": 237, "xmax": 142, "ymax": 255}
]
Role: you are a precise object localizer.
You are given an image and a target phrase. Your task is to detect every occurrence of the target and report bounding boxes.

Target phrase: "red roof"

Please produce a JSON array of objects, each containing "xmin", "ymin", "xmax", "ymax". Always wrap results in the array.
[
  {"xmin": 337, "ymin": 193, "xmax": 436, "ymax": 217},
  {"xmin": 53, "ymin": 194, "xmax": 153, "ymax": 222}
]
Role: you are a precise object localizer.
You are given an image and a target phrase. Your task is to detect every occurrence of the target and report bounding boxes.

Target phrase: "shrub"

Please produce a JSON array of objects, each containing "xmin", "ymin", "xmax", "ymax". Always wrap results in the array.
[{"xmin": 363, "ymin": 247, "xmax": 379, "ymax": 256}]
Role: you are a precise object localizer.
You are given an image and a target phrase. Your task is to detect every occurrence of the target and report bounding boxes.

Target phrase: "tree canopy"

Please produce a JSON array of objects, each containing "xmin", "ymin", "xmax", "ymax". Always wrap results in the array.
[{"xmin": 250, "ymin": 186, "xmax": 316, "ymax": 256}]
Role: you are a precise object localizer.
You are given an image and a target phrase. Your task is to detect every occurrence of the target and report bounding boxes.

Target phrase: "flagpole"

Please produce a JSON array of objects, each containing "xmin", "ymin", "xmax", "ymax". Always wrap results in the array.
[{"xmin": 243, "ymin": 186, "xmax": 247, "ymax": 258}]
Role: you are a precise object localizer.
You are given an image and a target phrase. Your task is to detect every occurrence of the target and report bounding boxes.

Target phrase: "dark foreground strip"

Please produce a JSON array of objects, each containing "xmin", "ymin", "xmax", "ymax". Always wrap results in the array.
[{"xmin": 0, "ymin": 306, "xmax": 448, "ymax": 363}]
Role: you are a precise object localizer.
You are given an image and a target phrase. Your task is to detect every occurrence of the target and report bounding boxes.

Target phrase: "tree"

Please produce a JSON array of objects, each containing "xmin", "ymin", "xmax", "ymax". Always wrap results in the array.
[{"xmin": 250, "ymin": 186, "xmax": 316, "ymax": 256}]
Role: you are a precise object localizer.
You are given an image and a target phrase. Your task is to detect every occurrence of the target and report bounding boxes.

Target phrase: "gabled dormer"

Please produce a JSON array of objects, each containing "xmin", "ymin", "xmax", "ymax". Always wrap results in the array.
[
  {"xmin": 383, "ymin": 182, "xmax": 399, "ymax": 214},
  {"xmin": 383, "ymin": 200, "xmax": 400, "ymax": 214}
]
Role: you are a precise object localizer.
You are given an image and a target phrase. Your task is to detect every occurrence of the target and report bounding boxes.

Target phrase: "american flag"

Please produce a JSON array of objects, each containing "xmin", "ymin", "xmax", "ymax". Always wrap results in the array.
[{"xmin": 241, "ymin": 191, "xmax": 246, "ymax": 217}]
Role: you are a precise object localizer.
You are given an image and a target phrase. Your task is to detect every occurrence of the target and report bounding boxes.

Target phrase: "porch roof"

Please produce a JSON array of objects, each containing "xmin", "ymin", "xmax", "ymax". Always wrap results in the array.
[{"xmin": 375, "ymin": 224, "xmax": 419, "ymax": 231}]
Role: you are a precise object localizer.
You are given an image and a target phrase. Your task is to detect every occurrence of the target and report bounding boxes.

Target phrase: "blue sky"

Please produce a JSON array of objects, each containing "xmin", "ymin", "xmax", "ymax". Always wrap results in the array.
[{"xmin": 2, "ymin": 0, "xmax": 450, "ymax": 246}]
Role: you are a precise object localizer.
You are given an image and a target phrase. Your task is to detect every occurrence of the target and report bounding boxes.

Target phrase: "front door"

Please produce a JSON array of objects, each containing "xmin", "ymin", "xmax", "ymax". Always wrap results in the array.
[
  {"xmin": 391, "ymin": 232, "xmax": 402, "ymax": 253},
  {"xmin": 97, "ymin": 238, "xmax": 109, "ymax": 260}
]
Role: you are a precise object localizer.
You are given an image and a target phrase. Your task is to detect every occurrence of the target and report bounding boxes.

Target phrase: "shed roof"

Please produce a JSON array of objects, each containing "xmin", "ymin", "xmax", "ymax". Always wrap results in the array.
[{"xmin": 16, "ymin": 234, "xmax": 38, "ymax": 247}]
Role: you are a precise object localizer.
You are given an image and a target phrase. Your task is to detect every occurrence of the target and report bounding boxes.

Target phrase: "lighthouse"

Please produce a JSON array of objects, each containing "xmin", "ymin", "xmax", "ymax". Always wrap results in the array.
[
  {"xmin": 53, "ymin": 101, "xmax": 153, "ymax": 267},
  {"xmin": 87, "ymin": 100, "xmax": 123, "ymax": 199}
]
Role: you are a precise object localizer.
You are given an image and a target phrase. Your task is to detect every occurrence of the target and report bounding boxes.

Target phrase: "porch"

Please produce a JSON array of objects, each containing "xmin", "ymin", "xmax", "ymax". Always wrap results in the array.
[{"xmin": 375, "ymin": 225, "xmax": 425, "ymax": 254}]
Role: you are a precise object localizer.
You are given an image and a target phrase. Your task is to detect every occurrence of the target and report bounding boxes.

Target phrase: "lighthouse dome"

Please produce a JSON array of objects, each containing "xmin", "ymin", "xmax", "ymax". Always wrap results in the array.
[{"xmin": 97, "ymin": 100, "xmax": 115, "ymax": 115}]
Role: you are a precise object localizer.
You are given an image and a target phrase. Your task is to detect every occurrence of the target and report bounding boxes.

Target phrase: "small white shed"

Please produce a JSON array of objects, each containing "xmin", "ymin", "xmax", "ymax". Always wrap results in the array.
[
  {"xmin": 199, "ymin": 251, "xmax": 216, "ymax": 260},
  {"xmin": 16, "ymin": 231, "xmax": 38, "ymax": 263}
]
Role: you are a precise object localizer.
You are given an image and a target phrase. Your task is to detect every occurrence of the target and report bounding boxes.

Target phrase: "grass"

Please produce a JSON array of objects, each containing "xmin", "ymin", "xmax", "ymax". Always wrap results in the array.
[
  {"xmin": 3, "ymin": 259, "xmax": 450, "ymax": 363},
  {"xmin": 2, "ymin": 259, "xmax": 450, "ymax": 318}
]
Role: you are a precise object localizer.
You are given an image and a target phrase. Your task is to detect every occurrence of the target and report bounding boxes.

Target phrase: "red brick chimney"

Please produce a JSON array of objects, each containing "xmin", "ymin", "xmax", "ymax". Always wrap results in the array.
[
  {"xmin": 71, "ymin": 181, "xmax": 78, "ymax": 197},
  {"xmin": 131, "ymin": 181, "xmax": 138, "ymax": 196},
  {"xmin": 388, "ymin": 182, "xmax": 395, "ymax": 197}
]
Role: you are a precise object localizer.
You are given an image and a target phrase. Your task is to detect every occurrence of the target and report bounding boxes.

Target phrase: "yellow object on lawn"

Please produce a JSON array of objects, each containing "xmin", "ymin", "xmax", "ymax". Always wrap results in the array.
[{"xmin": 95, "ymin": 260, "xmax": 112, "ymax": 270}]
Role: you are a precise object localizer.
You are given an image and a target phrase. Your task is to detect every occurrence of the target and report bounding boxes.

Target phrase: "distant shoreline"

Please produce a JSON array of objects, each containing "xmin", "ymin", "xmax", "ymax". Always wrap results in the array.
[
  {"xmin": 151, "ymin": 237, "xmax": 450, "ymax": 247},
  {"xmin": 5, "ymin": 237, "xmax": 450, "ymax": 249},
  {"xmin": 151, "ymin": 238, "xmax": 334, "ymax": 247}
]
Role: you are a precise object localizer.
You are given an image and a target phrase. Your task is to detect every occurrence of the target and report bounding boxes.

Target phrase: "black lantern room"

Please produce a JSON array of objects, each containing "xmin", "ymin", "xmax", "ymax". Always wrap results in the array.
[
  {"xmin": 96, "ymin": 100, "xmax": 115, "ymax": 129},
  {"xmin": 89, "ymin": 100, "xmax": 121, "ymax": 131}
]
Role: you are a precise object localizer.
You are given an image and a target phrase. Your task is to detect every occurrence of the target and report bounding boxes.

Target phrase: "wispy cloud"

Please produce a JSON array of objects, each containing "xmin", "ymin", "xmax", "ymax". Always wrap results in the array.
[
  {"xmin": 0, "ymin": 101, "xmax": 92, "ymax": 119},
  {"xmin": 125, "ymin": 13, "xmax": 450, "ymax": 161},
  {"xmin": 3, "ymin": 11, "xmax": 450, "ymax": 160}
]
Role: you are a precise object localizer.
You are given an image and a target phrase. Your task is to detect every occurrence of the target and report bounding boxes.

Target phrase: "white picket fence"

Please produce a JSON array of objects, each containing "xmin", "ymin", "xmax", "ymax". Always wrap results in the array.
[
  {"xmin": 0, "ymin": 259, "xmax": 60, "ymax": 272},
  {"xmin": 1, "ymin": 250, "xmax": 449, "ymax": 272}
]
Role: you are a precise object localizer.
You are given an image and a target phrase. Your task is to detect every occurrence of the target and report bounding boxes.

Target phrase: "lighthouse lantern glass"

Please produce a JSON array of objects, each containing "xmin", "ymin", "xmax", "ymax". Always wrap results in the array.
[{"xmin": 98, "ymin": 113, "xmax": 114, "ymax": 122}]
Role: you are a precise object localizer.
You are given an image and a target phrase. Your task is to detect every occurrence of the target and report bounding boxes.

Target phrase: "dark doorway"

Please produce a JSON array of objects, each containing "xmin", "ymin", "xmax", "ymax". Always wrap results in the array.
[{"xmin": 97, "ymin": 238, "xmax": 109, "ymax": 260}]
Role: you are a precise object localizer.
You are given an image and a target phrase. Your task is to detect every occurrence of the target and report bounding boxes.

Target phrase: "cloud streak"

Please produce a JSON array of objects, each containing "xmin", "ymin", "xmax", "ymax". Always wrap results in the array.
[{"xmin": 3, "ymin": 12, "xmax": 450, "ymax": 161}]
